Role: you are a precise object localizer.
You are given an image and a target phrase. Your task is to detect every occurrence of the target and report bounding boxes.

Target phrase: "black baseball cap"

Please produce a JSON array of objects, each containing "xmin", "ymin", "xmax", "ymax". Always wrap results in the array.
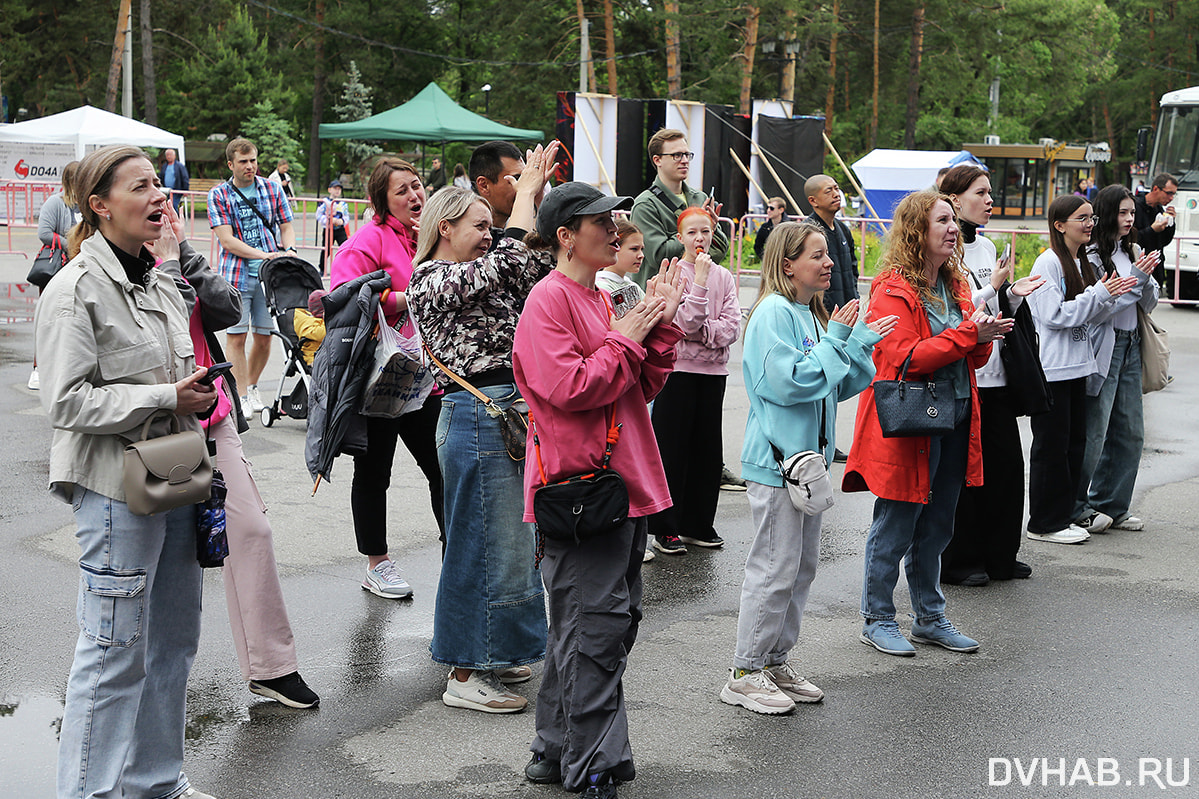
[
  {"xmin": 328, "ymin": 179, "xmax": 342, "ymax": 188},
  {"xmin": 536, "ymin": 182, "xmax": 632, "ymax": 242}
]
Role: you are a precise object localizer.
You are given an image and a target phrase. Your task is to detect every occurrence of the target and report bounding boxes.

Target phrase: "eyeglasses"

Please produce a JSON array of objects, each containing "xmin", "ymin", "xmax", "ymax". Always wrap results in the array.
[
  {"xmin": 660, "ymin": 151, "xmax": 694, "ymax": 163},
  {"xmin": 1070, "ymin": 214, "xmax": 1099, "ymax": 224},
  {"xmin": 1162, "ymin": 189, "xmax": 1177, "ymax": 197}
]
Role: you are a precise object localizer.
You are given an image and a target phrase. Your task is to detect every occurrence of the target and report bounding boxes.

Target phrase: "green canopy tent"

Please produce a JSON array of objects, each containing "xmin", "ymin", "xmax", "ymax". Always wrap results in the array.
[{"xmin": 318, "ymin": 82, "xmax": 543, "ymax": 142}]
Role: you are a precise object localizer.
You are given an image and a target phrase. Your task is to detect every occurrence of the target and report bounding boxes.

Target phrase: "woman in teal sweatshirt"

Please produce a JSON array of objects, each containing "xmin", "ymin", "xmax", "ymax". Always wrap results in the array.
[{"xmin": 720, "ymin": 221, "xmax": 895, "ymax": 715}]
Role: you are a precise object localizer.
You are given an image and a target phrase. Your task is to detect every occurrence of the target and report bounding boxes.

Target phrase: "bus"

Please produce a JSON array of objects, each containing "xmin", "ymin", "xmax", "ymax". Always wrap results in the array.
[{"xmin": 1147, "ymin": 85, "xmax": 1199, "ymax": 301}]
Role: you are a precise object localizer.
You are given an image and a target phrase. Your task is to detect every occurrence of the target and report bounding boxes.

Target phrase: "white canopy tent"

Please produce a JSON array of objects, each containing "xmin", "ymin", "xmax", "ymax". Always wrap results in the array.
[
  {"xmin": 0, "ymin": 105, "xmax": 186, "ymax": 160},
  {"xmin": 0, "ymin": 106, "xmax": 185, "ymax": 220}
]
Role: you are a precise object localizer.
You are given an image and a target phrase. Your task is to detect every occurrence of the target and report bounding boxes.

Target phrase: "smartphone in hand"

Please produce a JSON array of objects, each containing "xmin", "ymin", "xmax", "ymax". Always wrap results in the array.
[{"xmin": 198, "ymin": 361, "xmax": 233, "ymax": 386}]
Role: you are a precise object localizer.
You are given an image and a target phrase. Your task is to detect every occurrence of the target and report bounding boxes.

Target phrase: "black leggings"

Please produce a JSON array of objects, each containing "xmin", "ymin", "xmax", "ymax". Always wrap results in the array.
[{"xmin": 350, "ymin": 394, "xmax": 445, "ymax": 556}]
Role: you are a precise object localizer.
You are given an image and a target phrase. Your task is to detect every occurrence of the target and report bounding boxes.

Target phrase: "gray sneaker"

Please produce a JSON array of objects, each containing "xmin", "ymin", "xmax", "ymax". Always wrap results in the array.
[
  {"xmin": 362, "ymin": 559, "xmax": 413, "ymax": 599},
  {"xmin": 765, "ymin": 661, "xmax": 824, "ymax": 703},
  {"xmin": 719, "ymin": 668, "xmax": 795, "ymax": 715}
]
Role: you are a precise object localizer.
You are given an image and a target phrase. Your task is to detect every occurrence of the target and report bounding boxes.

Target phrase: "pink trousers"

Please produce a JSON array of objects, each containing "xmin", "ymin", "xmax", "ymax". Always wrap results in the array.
[{"xmin": 210, "ymin": 414, "xmax": 299, "ymax": 682}]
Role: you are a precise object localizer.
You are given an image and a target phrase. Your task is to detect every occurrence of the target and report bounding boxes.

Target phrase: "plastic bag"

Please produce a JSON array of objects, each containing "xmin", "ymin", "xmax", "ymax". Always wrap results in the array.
[{"xmin": 360, "ymin": 306, "xmax": 436, "ymax": 418}]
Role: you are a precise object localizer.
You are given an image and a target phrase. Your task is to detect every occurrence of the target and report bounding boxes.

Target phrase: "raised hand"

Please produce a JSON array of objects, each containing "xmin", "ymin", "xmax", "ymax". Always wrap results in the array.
[
  {"xmin": 1133, "ymin": 249, "xmax": 1159, "ymax": 275},
  {"xmin": 647, "ymin": 257, "xmax": 685, "ymax": 325},
  {"xmin": 1101, "ymin": 271, "xmax": 1137, "ymax": 297},
  {"xmin": 990, "ymin": 252, "xmax": 1014, "ymax": 291},
  {"xmin": 971, "ymin": 309, "xmax": 1014, "ymax": 343},
  {"xmin": 693, "ymin": 251, "xmax": 715, "ymax": 287},
  {"xmin": 867, "ymin": 313, "xmax": 900, "ymax": 338},
  {"xmin": 830, "ymin": 299, "xmax": 859, "ymax": 326},
  {"xmin": 1010, "ymin": 274, "xmax": 1046, "ymax": 296},
  {"xmin": 148, "ymin": 207, "xmax": 181, "ymax": 263},
  {"xmin": 611, "ymin": 295, "xmax": 666, "ymax": 344}
]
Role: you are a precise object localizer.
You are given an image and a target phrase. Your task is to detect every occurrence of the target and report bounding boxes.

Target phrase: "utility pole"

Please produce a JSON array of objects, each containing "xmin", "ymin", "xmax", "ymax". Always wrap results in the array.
[
  {"xmin": 105, "ymin": 0, "xmax": 133, "ymax": 113},
  {"xmin": 122, "ymin": 0, "xmax": 133, "ymax": 118}
]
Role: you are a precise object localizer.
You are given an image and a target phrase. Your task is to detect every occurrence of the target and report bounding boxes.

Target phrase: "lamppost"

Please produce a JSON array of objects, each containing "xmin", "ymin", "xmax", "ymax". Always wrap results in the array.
[{"xmin": 482, "ymin": 84, "xmax": 492, "ymax": 116}]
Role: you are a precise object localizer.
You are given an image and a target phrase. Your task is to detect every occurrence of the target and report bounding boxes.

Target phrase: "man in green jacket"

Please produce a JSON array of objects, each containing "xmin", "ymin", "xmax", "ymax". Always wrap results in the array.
[{"xmin": 630, "ymin": 128, "xmax": 730, "ymax": 290}]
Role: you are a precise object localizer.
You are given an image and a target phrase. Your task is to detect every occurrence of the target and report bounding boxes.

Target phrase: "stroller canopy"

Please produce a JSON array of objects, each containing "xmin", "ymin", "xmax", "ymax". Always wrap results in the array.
[{"xmin": 259, "ymin": 256, "xmax": 325, "ymax": 314}]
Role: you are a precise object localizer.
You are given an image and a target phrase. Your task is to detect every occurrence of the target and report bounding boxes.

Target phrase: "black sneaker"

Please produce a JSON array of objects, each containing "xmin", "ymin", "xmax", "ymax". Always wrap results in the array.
[
  {"xmin": 525, "ymin": 753, "xmax": 562, "ymax": 784},
  {"xmin": 249, "ymin": 672, "xmax": 320, "ymax": 709},
  {"xmin": 652, "ymin": 535, "xmax": 688, "ymax": 555},
  {"xmin": 833, "ymin": 448, "xmax": 848, "ymax": 463},
  {"xmin": 678, "ymin": 532, "xmax": 725, "ymax": 548},
  {"xmin": 582, "ymin": 772, "xmax": 618, "ymax": 799},
  {"xmin": 719, "ymin": 466, "xmax": 747, "ymax": 491}
]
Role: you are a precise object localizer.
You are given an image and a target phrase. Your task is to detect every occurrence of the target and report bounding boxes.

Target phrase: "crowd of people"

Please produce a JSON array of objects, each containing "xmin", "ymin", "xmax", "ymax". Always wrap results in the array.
[{"xmin": 31, "ymin": 132, "xmax": 1168, "ymax": 799}]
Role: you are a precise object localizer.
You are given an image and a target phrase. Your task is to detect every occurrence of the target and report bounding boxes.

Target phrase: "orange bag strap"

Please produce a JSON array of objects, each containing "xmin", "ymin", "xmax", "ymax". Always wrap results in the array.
[{"xmin": 530, "ymin": 405, "xmax": 620, "ymax": 487}]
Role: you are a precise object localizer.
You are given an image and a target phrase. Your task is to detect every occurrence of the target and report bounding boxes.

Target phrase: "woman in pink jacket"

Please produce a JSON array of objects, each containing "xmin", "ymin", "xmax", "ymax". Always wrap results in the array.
[
  {"xmin": 331, "ymin": 157, "xmax": 443, "ymax": 600},
  {"xmin": 513, "ymin": 183, "xmax": 683, "ymax": 799}
]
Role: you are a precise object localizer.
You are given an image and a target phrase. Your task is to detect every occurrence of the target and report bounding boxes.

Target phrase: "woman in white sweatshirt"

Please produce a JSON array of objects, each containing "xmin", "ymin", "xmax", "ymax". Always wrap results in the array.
[
  {"xmin": 940, "ymin": 164, "xmax": 1045, "ymax": 584},
  {"xmin": 1025, "ymin": 195, "xmax": 1136, "ymax": 546}
]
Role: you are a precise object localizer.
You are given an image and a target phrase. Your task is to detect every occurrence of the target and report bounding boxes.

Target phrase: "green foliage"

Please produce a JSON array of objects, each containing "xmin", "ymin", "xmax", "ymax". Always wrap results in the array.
[
  {"xmin": 242, "ymin": 100, "xmax": 304, "ymax": 184},
  {"xmin": 158, "ymin": 6, "xmax": 296, "ymax": 140},
  {"xmin": 331, "ymin": 61, "xmax": 382, "ymax": 173}
]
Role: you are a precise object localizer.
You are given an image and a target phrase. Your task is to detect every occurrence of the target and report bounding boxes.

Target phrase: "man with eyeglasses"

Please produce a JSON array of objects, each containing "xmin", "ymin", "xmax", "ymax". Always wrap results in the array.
[
  {"xmin": 1134, "ymin": 173, "xmax": 1177, "ymax": 287},
  {"xmin": 630, "ymin": 128, "xmax": 730, "ymax": 290}
]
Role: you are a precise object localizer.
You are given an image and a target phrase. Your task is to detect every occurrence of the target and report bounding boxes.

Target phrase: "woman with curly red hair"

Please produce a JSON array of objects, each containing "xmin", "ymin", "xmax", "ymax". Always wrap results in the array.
[{"xmin": 844, "ymin": 190, "xmax": 1011, "ymax": 657}]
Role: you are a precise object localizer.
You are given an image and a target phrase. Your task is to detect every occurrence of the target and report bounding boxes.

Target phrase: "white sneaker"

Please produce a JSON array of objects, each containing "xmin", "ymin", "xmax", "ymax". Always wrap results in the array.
[
  {"xmin": 1027, "ymin": 525, "xmax": 1090, "ymax": 545},
  {"xmin": 765, "ymin": 661, "xmax": 824, "ymax": 703},
  {"xmin": 27, "ymin": 368, "xmax": 39, "ymax": 390},
  {"xmin": 642, "ymin": 547, "xmax": 655, "ymax": 563},
  {"xmin": 443, "ymin": 669, "xmax": 527, "ymax": 713},
  {"xmin": 719, "ymin": 668, "xmax": 795, "ymax": 715},
  {"xmin": 362, "ymin": 559, "xmax": 413, "ymax": 599},
  {"xmin": 245, "ymin": 384, "xmax": 266, "ymax": 412},
  {"xmin": 180, "ymin": 788, "xmax": 217, "ymax": 799},
  {"xmin": 494, "ymin": 665, "xmax": 533, "ymax": 684},
  {"xmin": 1076, "ymin": 511, "xmax": 1113, "ymax": 533},
  {"xmin": 1111, "ymin": 515, "xmax": 1144, "ymax": 531}
]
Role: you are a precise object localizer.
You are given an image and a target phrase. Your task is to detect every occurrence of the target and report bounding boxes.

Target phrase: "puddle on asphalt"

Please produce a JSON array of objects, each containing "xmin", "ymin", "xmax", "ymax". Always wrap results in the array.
[{"xmin": 0, "ymin": 695, "xmax": 61, "ymax": 795}]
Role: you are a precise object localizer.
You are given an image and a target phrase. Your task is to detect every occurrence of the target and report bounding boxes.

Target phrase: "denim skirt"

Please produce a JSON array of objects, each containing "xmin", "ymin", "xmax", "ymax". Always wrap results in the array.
[{"xmin": 430, "ymin": 383, "xmax": 547, "ymax": 668}]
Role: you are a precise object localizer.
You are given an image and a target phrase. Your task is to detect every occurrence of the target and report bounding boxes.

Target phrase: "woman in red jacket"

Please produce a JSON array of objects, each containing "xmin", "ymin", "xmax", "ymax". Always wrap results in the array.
[{"xmin": 844, "ymin": 190, "xmax": 1010, "ymax": 657}]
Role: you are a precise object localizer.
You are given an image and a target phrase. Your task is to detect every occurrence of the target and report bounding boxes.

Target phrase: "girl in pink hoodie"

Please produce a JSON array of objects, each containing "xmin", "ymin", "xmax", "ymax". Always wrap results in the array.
[{"xmin": 647, "ymin": 206, "xmax": 742, "ymax": 555}]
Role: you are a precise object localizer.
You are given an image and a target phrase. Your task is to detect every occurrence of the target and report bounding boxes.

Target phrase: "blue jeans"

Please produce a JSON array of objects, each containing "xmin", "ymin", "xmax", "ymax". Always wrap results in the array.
[
  {"xmin": 861, "ymin": 402, "xmax": 970, "ymax": 623},
  {"xmin": 1075, "ymin": 330, "xmax": 1144, "ymax": 523},
  {"xmin": 58, "ymin": 487, "xmax": 202, "ymax": 799},
  {"xmin": 430, "ymin": 384, "xmax": 546, "ymax": 669}
]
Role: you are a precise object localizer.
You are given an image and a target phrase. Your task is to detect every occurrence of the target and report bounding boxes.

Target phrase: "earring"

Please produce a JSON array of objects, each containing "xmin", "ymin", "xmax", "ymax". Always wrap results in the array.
[
  {"xmin": 784, "ymin": 271, "xmax": 793, "ymax": 277},
  {"xmin": 566, "ymin": 243, "xmax": 574, "ymax": 262}
]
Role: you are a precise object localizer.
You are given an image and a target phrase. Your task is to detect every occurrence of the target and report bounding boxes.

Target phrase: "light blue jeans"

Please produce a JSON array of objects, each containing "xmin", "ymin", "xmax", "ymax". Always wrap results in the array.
[
  {"xmin": 861, "ymin": 401, "xmax": 970, "ymax": 623},
  {"xmin": 1075, "ymin": 330, "xmax": 1144, "ymax": 523},
  {"xmin": 430, "ymin": 384, "xmax": 546, "ymax": 669},
  {"xmin": 59, "ymin": 487, "xmax": 202, "ymax": 799},
  {"xmin": 735, "ymin": 482, "xmax": 821, "ymax": 670}
]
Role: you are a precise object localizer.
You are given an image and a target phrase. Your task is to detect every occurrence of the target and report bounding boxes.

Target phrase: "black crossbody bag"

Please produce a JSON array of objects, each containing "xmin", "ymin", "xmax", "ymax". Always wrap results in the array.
[{"xmin": 531, "ymin": 407, "xmax": 629, "ymax": 549}]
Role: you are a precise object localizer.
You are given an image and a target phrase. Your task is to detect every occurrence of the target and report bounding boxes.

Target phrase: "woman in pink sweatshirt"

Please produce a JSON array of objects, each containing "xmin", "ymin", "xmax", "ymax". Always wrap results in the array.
[
  {"xmin": 512, "ymin": 182, "xmax": 683, "ymax": 799},
  {"xmin": 330, "ymin": 157, "xmax": 443, "ymax": 600}
]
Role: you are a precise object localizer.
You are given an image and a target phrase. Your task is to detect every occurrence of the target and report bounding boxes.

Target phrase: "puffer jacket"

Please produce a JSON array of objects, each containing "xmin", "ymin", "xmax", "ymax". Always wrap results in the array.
[{"xmin": 305, "ymin": 269, "xmax": 392, "ymax": 483}]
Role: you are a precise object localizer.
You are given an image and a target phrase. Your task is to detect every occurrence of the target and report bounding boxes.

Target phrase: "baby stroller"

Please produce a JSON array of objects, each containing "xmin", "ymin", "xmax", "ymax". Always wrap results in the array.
[{"xmin": 256, "ymin": 255, "xmax": 324, "ymax": 428}]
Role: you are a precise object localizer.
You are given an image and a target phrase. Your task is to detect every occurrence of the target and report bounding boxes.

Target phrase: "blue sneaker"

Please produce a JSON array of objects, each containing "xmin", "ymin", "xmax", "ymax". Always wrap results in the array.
[
  {"xmin": 910, "ymin": 616, "xmax": 979, "ymax": 653},
  {"xmin": 859, "ymin": 620, "xmax": 916, "ymax": 656}
]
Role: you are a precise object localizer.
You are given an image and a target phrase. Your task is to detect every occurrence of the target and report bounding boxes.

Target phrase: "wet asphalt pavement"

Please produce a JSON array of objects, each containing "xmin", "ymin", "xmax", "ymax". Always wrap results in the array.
[{"xmin": 1, "ymin": 227, "xmax": 1198, "ymax": 799}]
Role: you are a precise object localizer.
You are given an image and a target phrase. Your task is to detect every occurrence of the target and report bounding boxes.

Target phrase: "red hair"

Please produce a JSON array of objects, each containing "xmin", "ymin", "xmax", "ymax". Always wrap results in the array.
[{"xmin": 676, "ymin": 206, "xmax": 711, "ymax": 234}]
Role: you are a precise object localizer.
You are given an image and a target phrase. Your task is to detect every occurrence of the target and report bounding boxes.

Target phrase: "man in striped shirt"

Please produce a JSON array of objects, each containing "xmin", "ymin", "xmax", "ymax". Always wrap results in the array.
[{"xmin": 207, "ymin": 137, "xmax": 296, "ymax": 412}]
